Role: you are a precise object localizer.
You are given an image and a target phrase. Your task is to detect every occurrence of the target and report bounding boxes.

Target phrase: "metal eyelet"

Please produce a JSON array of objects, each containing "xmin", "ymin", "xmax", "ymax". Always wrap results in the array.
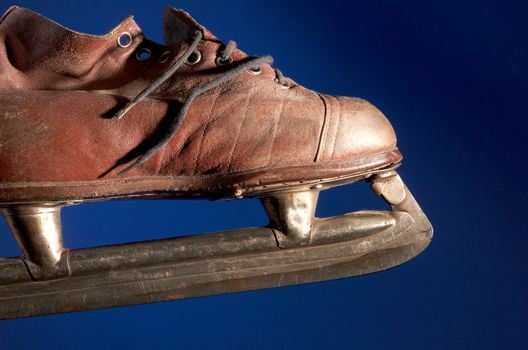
[
  {"xmin": 185, "ymin": 50, "xmax": 202, "ymax": 65},
  {"xmin": 159, "ymin": 50, "xmax": 171, "ymax": 63},
  {"xmin": 249, "ymin": 66, "xmax": 261, "ymax": 75},
  {"xmin": 117, "ymin": 32, "xmax": 132, "ymax": 48},
  {"xmin": 274, "ymin": 78, "xmax": 291, "ymax": 89},
  {"xmin": 215, "ymin": 56, "xmax": 233, "ymax": 66},
  {"xmin": 136, "ymin": 48, "xmax": 151, "ymax": 61}
]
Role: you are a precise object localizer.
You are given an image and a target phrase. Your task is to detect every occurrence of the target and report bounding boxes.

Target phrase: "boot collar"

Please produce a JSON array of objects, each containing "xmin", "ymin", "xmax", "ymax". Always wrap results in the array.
[
  {"xmin": 1, "ymin": 6, "xmax": 144, "ymax": 42},
  {"xmin": 0, "ymin": 6, "xmax": 237, "ymax": 92},
  {"xmin": 0, "ymin": 6, "xmax": 219, "ymax": 44}
]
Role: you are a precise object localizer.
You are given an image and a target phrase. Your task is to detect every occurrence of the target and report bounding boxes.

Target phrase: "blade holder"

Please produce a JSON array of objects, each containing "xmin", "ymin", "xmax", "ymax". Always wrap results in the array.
[
  {"xmin": 1, "ymin": 205, "xmax": 70, "ymax": 280},
  {"xmin": 260, "ymin": 190, "xmax": 319, "ymax": 248}
]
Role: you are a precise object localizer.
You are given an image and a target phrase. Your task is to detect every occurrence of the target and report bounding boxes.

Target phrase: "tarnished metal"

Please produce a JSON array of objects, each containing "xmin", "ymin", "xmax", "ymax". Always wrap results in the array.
[
  {"xmin": 0, "ymin": 171, "xmax": 432, "ymax": 319},
  {"xmin": 0, "ymin": 205, "xmax": 69, "ymax": 280},
  {"xmin": 371, "ymin": 170, "xmax": 432, "ymax": 236},
  {"xmin": 260, "ymin": 190, "xmax": 319, "ymax": 247}
]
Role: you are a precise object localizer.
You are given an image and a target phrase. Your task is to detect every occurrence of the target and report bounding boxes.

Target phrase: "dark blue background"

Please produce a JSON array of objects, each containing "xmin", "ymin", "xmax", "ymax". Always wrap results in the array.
[{"xmin": 0, "ymin": 0, "xmax": 527, "ymax": 349}]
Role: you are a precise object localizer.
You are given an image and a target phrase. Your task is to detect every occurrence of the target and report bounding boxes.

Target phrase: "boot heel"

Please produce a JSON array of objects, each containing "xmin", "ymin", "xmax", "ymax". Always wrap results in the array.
[{"xmin": 1, "ymin": 204, "xmax": 69, "ymax": 280}]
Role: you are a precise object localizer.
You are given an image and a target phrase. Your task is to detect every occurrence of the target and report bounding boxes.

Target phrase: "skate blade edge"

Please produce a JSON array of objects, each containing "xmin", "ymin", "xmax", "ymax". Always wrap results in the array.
[
  {"xmin": 0, "ymin": 170, "xmax": 432, "ymax": 319},
  {"xmin": 0, "ymin": 217, "xmax": 431, "ymax": 319}
]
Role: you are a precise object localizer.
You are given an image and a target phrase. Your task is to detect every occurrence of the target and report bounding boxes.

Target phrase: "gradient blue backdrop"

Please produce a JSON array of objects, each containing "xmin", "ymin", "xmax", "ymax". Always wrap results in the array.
[{"xmin": 0, "ymin": 0, "xmax": 526, "ymax": 349}]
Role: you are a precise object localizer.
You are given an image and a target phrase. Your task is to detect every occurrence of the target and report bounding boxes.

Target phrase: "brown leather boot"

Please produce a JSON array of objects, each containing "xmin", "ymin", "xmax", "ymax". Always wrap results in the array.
[{"xmin": 0, "ymin": 6, "xmax": 432, "ymax": 319}]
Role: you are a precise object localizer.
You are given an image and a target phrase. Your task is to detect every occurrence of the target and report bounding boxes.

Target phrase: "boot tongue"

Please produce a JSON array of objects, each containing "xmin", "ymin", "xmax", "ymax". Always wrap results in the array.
[{"xmin": 163, "ymin": 7, "xmax": 218, "ymax": 45}]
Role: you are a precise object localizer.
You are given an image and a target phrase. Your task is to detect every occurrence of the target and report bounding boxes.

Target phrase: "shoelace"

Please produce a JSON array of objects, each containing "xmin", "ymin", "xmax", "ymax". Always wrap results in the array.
[{"xmin": 114, "ymin": 30, "xmax": 288, "ymax": 175}]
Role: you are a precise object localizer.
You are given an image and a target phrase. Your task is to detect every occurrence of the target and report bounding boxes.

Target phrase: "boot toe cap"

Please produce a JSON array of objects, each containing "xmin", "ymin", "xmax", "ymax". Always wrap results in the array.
[{"xmin": 318, "ymin": 95, "xmax": 398, "ymax": 162}]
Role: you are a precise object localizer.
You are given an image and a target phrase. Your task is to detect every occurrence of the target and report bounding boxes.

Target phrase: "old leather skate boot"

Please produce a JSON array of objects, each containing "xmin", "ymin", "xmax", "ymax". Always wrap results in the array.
[{"xmin": 0, "ymin": 6, "xmax": 432, "ymax": 319}]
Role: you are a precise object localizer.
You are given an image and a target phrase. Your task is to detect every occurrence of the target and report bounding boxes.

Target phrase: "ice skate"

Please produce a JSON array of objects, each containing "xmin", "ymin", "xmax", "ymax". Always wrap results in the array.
[{"xmin": 0, "ymin": 6, "xmax": 432, "ymax": 319}]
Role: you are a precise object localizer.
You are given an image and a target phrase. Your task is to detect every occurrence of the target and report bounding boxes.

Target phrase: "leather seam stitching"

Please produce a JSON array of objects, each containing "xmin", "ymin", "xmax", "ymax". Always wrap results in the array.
[
  {"xmin": 330, "ymin": 97, "xmax": 341, "ymax": 159},
  {"xmin": 191, "ymin": 90, "xmax": 221, "ymax": 174},
  {"xmin": 227, "ymin": 88, "xmax": 254, "ymax": 172},
  {"xmin": 267, "ymin": 96, "xmax": 286, "ymax": 166},
  {"xmin": 315, "ymin": 93, "xmax": 328, "ymax": 162}
]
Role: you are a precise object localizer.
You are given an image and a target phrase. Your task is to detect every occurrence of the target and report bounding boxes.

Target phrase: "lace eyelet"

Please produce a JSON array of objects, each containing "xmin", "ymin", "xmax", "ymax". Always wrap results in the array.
[
  {"xmin": 185, "ymin": 50, "xmax": 202, "ymax": 65},
  {"xmin": 136, "ymin": 48, "xmax": 151, "ymax": 61},
  {"xmin": 249, "ymin": 66, "xmax": 261, "ymax": 75},
  {"xmin": 274, "ymin": 78, "xmax": 290, "ymax": 89},
  {"xmin": 215, "ymin": 56, "xmax": 233, "ymax": 66},
  {"xmin": 117, "ymin": 32, "xmax": 132, "ymax": 48},
  {"xmin": 159, "ymin": 50, "xmax": 171, "ymax": 63}
]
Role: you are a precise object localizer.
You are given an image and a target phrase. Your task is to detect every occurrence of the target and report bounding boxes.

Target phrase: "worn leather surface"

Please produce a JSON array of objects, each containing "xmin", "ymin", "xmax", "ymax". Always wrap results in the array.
[{"xmin": 0, "ymin": 6, "xmax": 400, "ymax": 196}]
